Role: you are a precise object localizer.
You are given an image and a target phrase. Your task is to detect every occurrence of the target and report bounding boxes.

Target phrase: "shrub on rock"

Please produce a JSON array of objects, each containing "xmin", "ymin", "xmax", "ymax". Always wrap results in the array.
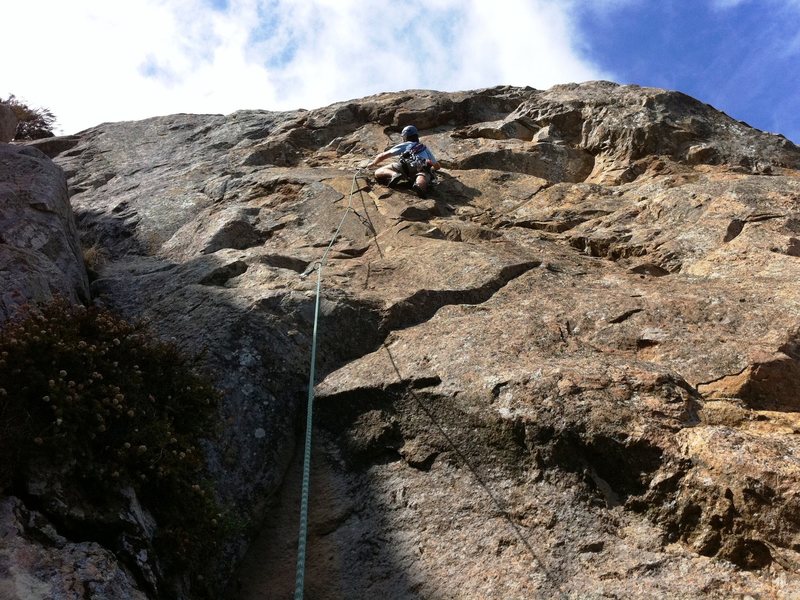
[
  {"xmin": 1, "ymin": 94, "xmax": 57, "ymax": 140},
  {"xmin": 0, "ymin": 298, "xmax": 226, "ymax": 590}
]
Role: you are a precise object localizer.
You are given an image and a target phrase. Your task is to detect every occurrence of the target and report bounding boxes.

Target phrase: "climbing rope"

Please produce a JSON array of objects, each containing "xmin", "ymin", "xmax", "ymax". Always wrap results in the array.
[
  {"xmin": 380, "ymin": 343, "xmax": 566, "ymax": 597},
  {"xmin": 293, "ymin": 167, "xmax": 366, "ymax": 600},
  {"xmin": 293, "ymin": 166, "xmax": 564, "ymax": 598}
]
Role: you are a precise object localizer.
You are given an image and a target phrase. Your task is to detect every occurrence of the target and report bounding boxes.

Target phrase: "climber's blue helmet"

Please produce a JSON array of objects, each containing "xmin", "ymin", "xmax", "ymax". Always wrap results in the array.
[{"xmin": 401, "ymin": 125, "xmax": 418, "ymax": 140}]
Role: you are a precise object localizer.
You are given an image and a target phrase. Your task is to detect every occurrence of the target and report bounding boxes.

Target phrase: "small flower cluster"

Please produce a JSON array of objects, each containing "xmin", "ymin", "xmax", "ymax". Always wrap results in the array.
[{"xmin": 0, "ymin": 298, "xmax": 226, "ymax": 582}]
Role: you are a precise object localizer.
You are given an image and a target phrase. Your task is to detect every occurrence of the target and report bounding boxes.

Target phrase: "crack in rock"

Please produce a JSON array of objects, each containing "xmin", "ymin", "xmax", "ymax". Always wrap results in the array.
[{"xmin": 382, "ymin": 261, "xmax": 540, "ymax": 332}]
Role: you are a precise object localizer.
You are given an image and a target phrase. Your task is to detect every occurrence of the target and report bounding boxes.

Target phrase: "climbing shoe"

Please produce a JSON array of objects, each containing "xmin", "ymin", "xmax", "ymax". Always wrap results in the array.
[
  {"xmin": 388, "ymin": 174, "xmax": 404, "ymax": 189},
  {"xmin": 412, "ymin": 183, "xmax": 427, "ymax": 199}
]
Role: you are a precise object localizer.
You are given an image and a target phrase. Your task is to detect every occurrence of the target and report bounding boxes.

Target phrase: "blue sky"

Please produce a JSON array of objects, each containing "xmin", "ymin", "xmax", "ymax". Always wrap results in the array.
[
  {"xmin": 574, "ymin": 0, "xmax": 800, "ymax": 142},
  {"xmin": 3, "ymin": 0, "xmax": 798, "ymax": 143}
]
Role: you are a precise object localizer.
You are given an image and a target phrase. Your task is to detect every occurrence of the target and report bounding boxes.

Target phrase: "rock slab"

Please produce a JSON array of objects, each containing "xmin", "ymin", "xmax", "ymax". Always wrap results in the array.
[{"xmin": 0, "ymin": 144, "xmax": 89, "ymax": 323}]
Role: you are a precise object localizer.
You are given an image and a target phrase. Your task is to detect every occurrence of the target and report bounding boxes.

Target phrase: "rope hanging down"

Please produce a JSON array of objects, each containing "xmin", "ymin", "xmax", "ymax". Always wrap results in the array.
[
  {"xmin": 293, "ymin": 168, "xmax": 365, "ymax": 600},
  {"xmin": 293, "ymin": 167, "xmax": 563, "ymax": 598}
]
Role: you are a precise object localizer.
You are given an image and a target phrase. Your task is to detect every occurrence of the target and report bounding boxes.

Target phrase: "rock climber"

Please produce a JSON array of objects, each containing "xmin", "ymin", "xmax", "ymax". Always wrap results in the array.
[{"xmin": 368, "ymin": 125, "xmax": 440, "ymax": 198}]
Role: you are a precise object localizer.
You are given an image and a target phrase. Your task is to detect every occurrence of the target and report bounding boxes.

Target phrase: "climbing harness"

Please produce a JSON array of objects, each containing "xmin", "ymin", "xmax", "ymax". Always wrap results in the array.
[
  {"xmin": 293, "ymin": 168, "xmax": 365, "ymax": 600},
  {"xmin": 397, "ymin": 143, "xmax": 437, "ymax": 200},
  {"xmin": 399, "ymin": 142, "xmax": 435, "ymax": 180}
]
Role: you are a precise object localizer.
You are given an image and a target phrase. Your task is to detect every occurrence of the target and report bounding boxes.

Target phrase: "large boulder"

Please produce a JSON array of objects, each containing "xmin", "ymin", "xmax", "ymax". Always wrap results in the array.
[
  {"xmin": 0, "ymin": 497, "xmax": 147, "ymax": 600},
  {"xmin": 0, "ymin": 103, "xmax": 17, "ymax": 142},
  {"xmin": 0, "ymin": 144, "xmax": 90, "ymax": 323}
]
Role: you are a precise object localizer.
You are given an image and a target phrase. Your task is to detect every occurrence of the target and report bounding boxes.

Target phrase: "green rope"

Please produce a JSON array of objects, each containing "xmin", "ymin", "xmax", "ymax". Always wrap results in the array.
[{"xmin": 294, "ymin": 169, "xmax": 363, "ymax": 599}]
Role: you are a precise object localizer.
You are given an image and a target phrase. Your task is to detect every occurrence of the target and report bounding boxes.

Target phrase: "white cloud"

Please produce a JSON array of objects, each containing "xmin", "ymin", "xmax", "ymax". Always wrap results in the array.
[{"xmin": 2, "ymin": 0, "xmax": 609, "ymax": 135}]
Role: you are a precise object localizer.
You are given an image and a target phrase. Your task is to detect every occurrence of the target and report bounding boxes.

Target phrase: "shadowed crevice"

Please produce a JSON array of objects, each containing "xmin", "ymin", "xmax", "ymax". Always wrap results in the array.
[{"xmin": 382, "ymin": 261, "xmax": 540, "ymax": 332}]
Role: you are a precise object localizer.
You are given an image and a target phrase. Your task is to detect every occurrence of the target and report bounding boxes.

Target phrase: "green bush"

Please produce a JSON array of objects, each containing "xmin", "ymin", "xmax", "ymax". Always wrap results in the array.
[
  {"xmin": 1, "ymin": 94, "xmax": 57, "ymax": 140},
  {"xmin": 0, "ymin": 298, "xmax": 226, "ymax": 586}
]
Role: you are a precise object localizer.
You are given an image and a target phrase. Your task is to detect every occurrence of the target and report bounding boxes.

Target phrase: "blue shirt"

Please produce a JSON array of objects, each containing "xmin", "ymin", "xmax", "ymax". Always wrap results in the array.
[{"xmin": 387, "ymin": 141, "xmax": 437, "ymax": 164}]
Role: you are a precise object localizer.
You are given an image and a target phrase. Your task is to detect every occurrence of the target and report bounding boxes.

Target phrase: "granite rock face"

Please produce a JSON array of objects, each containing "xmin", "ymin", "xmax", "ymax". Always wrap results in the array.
[
  {"xmin": 5, "ymin": 81, "xmax": 799, "ymax": 598},
  {"xmin": 0, "ymin": 497, "xmax": 147, "ymax": 600},
  {"xmin": 0, "ymin": 144, "xmax": 90, "ymax": 323}
]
